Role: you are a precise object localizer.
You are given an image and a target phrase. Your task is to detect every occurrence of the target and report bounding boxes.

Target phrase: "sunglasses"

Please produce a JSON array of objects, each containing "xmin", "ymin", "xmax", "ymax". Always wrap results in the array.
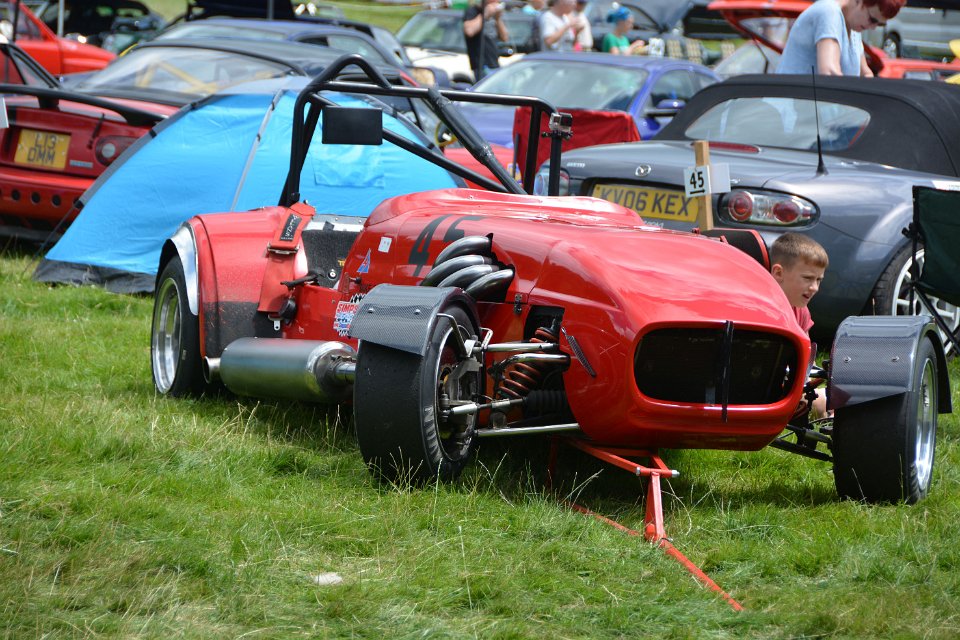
[{"xmin": 865, "ymin": 8, "xmax": 886, "ymax": 26}]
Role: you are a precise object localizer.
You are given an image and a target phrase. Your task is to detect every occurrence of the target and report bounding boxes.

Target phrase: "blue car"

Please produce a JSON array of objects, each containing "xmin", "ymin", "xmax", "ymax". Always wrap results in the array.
[{"xmin": 458, "ymin": 51, "xmax": 719, "ymax": 147}]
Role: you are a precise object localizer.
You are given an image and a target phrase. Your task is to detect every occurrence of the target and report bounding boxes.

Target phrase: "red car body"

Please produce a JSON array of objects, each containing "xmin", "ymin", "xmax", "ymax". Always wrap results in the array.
[
  {"xmin": 4, "ymin": 1, "xmax": 114, "ymax": 75},
  {"xmin": 152, "ymin": 57, "xmax": 949, "ymax": 522},
  {"xmin": 709, "ymin": 0, "xmax": 960, "ymax": 79},
  {"xmin": 0, "ymin": 93, "xmax": 173, "ymax": 235},
  {"xmin": 186, "ymin": 188, "xmax": 810, "ymax": 451}
]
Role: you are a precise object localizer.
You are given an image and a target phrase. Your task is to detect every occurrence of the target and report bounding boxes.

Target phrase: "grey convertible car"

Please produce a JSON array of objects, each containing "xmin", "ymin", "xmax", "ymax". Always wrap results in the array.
[{"xmin": 543, "ymin": 74, "xmax": 960, "ymax": 344}]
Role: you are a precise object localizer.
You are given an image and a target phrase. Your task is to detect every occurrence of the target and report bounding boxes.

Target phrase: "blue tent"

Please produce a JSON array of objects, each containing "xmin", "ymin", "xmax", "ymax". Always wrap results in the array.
[{"xmin": 34, "ymin": 77, "xmax": 459, "ymax": 292}]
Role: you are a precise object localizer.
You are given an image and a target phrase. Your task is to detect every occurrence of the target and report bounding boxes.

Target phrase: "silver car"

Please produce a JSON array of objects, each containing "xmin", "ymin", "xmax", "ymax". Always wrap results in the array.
[
  {"xmin": 541, "ymin": 74, "xmax": 960, "ymax": 345},
  {"xmin": 863, "ymin": 1, "xmax": 960, "ymax": 59}
]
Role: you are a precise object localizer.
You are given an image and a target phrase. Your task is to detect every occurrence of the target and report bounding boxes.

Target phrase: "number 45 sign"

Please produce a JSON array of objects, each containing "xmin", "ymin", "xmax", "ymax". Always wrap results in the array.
[{"xmin": 683, "ymin": 163, "xmax": 731, "ymax": 198}]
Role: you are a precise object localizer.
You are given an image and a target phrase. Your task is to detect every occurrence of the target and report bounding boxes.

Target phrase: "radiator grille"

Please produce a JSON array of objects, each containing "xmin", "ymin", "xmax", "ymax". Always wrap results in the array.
[{"xmin": 634, "ymin": 328, "xmax": 798, "ymax": 405}]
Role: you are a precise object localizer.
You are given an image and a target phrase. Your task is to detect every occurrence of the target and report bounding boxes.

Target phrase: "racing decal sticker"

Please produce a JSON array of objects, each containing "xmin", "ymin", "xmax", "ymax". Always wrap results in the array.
[
  {"xmin": 408, "ymin": 215, "xmax": 485, "ymax": 276},
  {"xmin": 333, "ymin": 293, "xmax": 365, "ymax": 337},
  {"xmin": 378, "ymin": 236, "xmax": 392, "ymax": 253},
  {"xmin": 357, "ymin": 249, "xmax": 371, "ymax": 273}
]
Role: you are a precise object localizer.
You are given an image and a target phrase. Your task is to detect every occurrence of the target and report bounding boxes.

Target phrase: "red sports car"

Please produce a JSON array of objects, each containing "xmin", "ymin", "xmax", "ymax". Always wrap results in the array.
[
  {"xmin": 0, "ymin": 41, "xmax": 169, "ymax": 240},
  {"xmin": 1, "ymin": 1, "xmax": 114, "ymax": 75},
  {"xmin": 151, "ymin": 55, "xmax": 951, "ymax": 512}
]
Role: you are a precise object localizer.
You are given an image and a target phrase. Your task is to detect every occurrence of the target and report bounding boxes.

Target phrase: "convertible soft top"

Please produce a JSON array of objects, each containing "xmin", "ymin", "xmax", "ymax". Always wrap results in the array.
[{"xmin": 659, "ymin": 74, "xmax": 960, "ymax": 178}]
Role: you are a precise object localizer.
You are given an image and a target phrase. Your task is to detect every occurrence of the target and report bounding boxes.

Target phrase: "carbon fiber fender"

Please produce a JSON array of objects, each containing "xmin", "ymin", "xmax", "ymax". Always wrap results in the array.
[
  {"xmin": 829, "ymin": 315, "xmax": 952, "ymax": 413},
  {"xmin": 348, "ymin": 284, "xmax": 479, "ymax": 356}
]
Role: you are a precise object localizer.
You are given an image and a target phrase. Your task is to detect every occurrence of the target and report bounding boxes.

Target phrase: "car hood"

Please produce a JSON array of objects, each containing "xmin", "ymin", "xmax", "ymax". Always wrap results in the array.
[{"xmin": 404, "ymin": 46, "xmax": 466, "ymax": 62}]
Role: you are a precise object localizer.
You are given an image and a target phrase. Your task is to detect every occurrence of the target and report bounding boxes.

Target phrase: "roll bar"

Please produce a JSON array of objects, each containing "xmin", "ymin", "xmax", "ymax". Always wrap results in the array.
[{"xmin": 280, "ymin": 54, "xmax": 567, "ymax": 207}]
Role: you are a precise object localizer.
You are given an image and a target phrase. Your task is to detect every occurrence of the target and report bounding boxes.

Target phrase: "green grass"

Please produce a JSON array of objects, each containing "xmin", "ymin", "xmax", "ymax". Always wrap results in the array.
[
  {"xmin": 2, "ymin": 246, "xmax": 960, "ymax": 638},
  {"xmin": 146, "ymin": 0, "xmax": 423, "ymax": 33}
]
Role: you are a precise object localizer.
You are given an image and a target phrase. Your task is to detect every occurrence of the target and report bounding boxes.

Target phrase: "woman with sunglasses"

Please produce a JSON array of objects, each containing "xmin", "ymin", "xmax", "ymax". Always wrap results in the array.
[{"xmin": 777, "ymin": 0, "xmax": 905, "ymax": 76}]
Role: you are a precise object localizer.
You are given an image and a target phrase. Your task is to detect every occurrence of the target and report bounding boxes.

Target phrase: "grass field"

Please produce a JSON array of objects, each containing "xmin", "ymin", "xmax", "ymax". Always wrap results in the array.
[
  {"xmin": 2, "ymin": 245, "xmax": 960, "ymax": 638},
  {"xmin": 146, "ymin": 0, "xmax": 424, "ymax": 33}
]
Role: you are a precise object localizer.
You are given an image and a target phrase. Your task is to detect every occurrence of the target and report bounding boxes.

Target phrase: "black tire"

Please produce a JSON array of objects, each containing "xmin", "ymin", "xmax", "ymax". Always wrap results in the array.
[
  {"xmin": 870, "ymin": 245, "xmax": 960, "ymax": 356},
  {"xmin": 354, "ymin": 306, "xmax": 480, "ymax": 484},
  {"xmin": 832, "ymin": 337, "xmax": 939, "ymax": 503},
  {"xmin": 151, "ymin": 255, "xmax": 206, "ymax": 397}
]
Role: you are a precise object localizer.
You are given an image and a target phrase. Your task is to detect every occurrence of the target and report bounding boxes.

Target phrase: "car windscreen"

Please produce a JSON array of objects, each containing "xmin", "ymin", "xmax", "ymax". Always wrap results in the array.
[
  {"xmin": 684, "ymin": 97, "xmax": 871, "ymax": 152},
  {"xmin": 155, "ymin": 23, "xmax": 289, "ymax": 41},
  {"xmin": 72, "ymin": 47, "xmax": 295, "ymax": 100},
  {"xmin": 473, "ymin": 60, "xmax": 648, "ymax": 111},
  {"xmin": 396, "ymin": 13, "xmax": 465, "ymax": 52}
]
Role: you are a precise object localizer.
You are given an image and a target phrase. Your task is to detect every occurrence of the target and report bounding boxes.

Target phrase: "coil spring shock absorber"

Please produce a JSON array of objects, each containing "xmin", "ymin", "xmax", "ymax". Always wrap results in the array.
[{"xmin": 496, "ymin": 322, "xmax": 561, "ymax": 399}]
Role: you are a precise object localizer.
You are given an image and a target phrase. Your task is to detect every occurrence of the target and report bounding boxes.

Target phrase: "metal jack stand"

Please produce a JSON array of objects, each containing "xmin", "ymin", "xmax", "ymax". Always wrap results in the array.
[{"xmin": 549, "ymin": 436, "xmax": 744, "ymax": 612}]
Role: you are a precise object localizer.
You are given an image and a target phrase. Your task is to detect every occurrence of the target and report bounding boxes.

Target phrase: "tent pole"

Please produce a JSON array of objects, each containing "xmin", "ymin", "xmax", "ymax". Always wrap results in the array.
[{"xmin": 230, "ymin": 90, "xmax": 285, "ymax": 211}]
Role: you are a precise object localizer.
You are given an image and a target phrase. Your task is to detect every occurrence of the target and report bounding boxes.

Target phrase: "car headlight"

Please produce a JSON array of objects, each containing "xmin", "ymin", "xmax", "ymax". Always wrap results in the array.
[
  {"xmin": 718, "ymin": 189, "xmax": 817, "ymax": 227},
  {"xmin": 533, "ymin": 166, "xmax": 569, "ymax": 196}
]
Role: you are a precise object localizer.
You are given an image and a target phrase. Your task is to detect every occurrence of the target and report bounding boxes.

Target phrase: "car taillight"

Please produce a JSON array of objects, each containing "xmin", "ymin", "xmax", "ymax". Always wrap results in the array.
[
  {"xmin": 95, "ymin": 135, "xmax": 137, "ymax": 166},
  {"xmin": 533, "ymin": 167, "xmax": 569, "ymax": 196},
  {"xmin": 727, "ymin": 191, "xmax": 753, "ymax": 221},
  {"xmin": 719, "ymin": 189, "xmax": 816, "ymax": 227}
]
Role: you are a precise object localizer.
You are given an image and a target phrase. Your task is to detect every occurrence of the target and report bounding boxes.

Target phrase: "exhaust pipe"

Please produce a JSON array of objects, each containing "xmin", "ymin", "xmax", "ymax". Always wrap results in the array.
[{"xmin": 216, "ymin": 338, "xmax": 356, "ymax": 403}]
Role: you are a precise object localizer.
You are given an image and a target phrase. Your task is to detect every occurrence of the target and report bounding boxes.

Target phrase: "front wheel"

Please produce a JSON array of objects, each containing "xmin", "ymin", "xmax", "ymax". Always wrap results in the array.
[
  {"xmin": 832, "ymin": 337, "xmax": 939, "ymax": 503},
  {"xmin": 151, "ymin": 255, "xmax": 206, "ymax": 397},
  {"xmin": 354, "ymin": 306, "xmax": 481, "ymax": 484}
]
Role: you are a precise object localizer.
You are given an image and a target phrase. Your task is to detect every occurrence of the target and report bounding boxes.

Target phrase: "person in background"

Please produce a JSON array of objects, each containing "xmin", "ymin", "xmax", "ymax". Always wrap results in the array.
[
  {"xmin": 522, "ymin": 0, "xmax": 545, "ymax": 52},
  {"xmin": 539, "ymin": 0, "xmax": 583, "ymax": 51},
  {"xmin": 571, "ymin": 0, "xmax": 593, "ymax": 51},
  {"xmin": 463, "ymin": 0, "xmax": 509, "ymax": 81},
  {"xmin": 523, "ymin": 0, "xmax": 546, "ymax": 16},
  {"xmin": 600, "ymin": 6, "xmax": 645, "ymax": 54},
  {"xmin": 777, "ymin": 0, "xmax": 905, "ymax": 76}
]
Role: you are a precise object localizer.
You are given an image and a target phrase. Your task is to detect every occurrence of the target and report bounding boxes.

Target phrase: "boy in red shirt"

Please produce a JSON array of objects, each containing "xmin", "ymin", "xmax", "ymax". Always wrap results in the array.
[
  {"xmin": 769, "ymin": 232, "xmax": 828, "ymax": 415},
  {"xmin": 770, "ymin": 232, "xmax": 827, "ymax": 335}
]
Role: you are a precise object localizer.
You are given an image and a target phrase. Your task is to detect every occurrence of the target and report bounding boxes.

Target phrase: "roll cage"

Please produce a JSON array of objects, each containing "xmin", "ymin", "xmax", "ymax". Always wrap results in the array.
[{"xmin": 280, "ymin": 53, "xmax": 570, "ymax": 206}]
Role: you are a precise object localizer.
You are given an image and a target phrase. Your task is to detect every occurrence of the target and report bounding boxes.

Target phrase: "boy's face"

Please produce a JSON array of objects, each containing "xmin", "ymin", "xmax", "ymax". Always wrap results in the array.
[{"xmin": 772, "ymin": 260, "xmax": 825, "ymax": 308}]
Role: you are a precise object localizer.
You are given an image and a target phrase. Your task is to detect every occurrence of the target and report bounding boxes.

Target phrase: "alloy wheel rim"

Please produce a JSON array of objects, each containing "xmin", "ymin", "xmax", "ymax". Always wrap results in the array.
[
  {"xmin": 152, "ymin": 278, "xmax": 182, "ymax": 393},
  {"xmin": 914, "ymin": 358, "xmax": 936, "ymax": 491}
]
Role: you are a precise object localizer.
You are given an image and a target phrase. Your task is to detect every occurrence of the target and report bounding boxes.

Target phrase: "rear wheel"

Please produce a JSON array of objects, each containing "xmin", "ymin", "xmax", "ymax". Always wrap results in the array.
[
  {"xmin": 151, "ymin": 255, "xmax": 206, "ymax": 397},
  {"xmin": 354, "ymin": 306, "xmax": 481, "ymax": 484},
  {"xmin": 870, "ymin": 246, "xmax": 959, "ymax": 355},
  {"xmin": 832, "ymin": 337, "xmax": 938, "ymax": 503}
]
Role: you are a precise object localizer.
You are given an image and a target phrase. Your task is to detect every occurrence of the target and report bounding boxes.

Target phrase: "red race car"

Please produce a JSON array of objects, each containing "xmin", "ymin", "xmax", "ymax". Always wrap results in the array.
[
  {"xmin": 151, "ymin": 56, "xmax": 950, "ymax": 528},
  {"xmin": 1, "ymin": 1, "xmax": 114, "ymax": 76}
]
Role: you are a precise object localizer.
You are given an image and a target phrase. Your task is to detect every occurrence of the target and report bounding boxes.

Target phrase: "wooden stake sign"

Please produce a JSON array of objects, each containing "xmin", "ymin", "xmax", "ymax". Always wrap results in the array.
[{"xmin": 683, "ymin": 141, "xmax": 731, "ymax": 232}]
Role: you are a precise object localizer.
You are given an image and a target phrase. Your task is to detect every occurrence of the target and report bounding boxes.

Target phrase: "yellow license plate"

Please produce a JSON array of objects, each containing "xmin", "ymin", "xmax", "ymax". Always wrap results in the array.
[
  {"xmin": 591, "ymin": 184, "xmax": 700, "ymax": 222},
  {"xmin": 15, "ymin": 129, "xmax": 70, "ymax": 170}
]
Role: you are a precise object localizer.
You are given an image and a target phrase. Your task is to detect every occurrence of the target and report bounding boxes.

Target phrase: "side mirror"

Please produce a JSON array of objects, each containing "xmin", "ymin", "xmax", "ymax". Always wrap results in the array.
[
  {"xmin": 322, "ymin": 107, "xmax": 383, "ymax": 145},
  {"xmin": 645, "ymin": 98, "xmax": 685, "ymax": 118}
]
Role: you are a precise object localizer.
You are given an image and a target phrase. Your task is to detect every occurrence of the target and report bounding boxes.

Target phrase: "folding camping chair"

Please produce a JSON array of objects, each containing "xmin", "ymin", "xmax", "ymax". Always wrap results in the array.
[{"xmin": 906, "ymin": 186, "xmax": 960, "ymax": 353}]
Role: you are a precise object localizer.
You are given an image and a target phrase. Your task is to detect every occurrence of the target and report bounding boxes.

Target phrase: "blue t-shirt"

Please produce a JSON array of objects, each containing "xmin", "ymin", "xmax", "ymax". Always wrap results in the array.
[{"xmin": 777, "ymin": 0, "xmax": 863, "ymax": 76}]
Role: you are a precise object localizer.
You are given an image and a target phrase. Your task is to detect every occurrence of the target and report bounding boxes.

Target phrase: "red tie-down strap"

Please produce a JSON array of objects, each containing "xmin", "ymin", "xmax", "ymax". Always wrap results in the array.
[{"xmin": 257, "ymin": 202, "xmax": 315, "ymax": 314}]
